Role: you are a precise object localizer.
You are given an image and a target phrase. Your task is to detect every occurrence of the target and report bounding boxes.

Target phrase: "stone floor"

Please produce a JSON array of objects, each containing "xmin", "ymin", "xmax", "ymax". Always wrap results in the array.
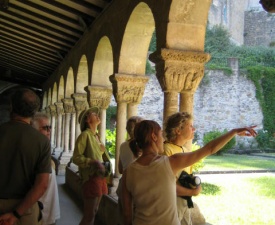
[{"xmin": 56, "ymin": 175, "xmax": 104, "ymax": 225}]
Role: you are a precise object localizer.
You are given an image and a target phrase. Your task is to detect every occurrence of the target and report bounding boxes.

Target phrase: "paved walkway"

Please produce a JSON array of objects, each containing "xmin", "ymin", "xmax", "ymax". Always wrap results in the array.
[{"xmin": 56, "ymin": 175, "xmax": 104, "ymax": 225}]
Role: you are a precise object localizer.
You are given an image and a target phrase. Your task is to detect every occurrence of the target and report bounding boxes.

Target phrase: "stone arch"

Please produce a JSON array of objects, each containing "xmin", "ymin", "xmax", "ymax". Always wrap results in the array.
[
  {"xmin": 167, "ymin": 0, "xmax": 212, "ymax": 51},
  {"xmin": 58, "ymin": 76, "xmax": 65, "ymax": 101},
  {"xmin": 42, "ymin": 92, "xmax": 47, "ymax": 109},
  {"xmin": 52, "ymin": 82, "xmax": 58, "ymax": 104},
  {"xmin": 76, "ymin": 55, "xmax": 88, "ymax": 93},
  {"xmin": 92, "ymin": 36, "xmax": 113, "ymax": 86},
  {"xmin": 47, "ymin": 88, "xmax": 52, "ymax": 105},
  {"xmin": 119, "ymin": 2, "xmax": 155, "ymax": 75},
  {"xmin": 65, "ymin": 67, "xmax": 75, "ymax": 98}
]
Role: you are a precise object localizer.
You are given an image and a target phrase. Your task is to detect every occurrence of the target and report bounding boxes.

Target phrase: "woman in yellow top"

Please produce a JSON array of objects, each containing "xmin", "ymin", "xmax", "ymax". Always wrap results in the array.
[
  {"xmin": 122, "ymin": 119, "xmax": 257, "ymax": 225},
  {"xmin": 163, "ymin": 112, "xmax": 205, "ymax": 225},
  {"xmin": 73, "ymin": 107, "xmax": 110, "ymax": 225}
]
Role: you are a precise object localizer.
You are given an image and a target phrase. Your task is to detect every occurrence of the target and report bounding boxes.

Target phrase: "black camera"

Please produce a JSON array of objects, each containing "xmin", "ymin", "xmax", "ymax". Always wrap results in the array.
[{"xmin": 178, "ymin": 171, "xmax": 201, "ymax": 208}]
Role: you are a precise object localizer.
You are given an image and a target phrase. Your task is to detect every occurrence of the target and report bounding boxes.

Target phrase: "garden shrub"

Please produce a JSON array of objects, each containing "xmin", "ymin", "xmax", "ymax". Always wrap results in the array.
[
  {"xmin": 203, "ymin": 130, "xmax": 236, "ymax": 155},
  {"xmin": 105, "ymin": 129, "xmax": 116, "ymax": 158},
  {"xmin": 255, "ymin": 129, "xmax": 275, "ymax": 150}
]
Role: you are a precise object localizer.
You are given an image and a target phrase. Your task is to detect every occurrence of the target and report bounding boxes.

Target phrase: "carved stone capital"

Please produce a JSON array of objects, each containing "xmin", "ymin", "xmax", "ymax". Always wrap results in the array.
[
  {"xmin": 150, "ymin": 49, "xmax": 210, "ymax": 93},
  {"xmin": 72, "ymin": 93, "xmax": 88, "ymax": 112},
  {"xmin": 45, "ymin": 106, "xmax": 51, "ymax": 116},
  {"xmin": 49, "ymin": 104, "xmax": 57, "ymax": 116},
  {"xmin": 85, "ymin": 85, "xmax": 112, "ymax": 109},
  {"xmin": 110, "ymin": 73, "xmax": 149, "ymax": 104},
  {"xmin": 54, "ymin": 101, "xmax": 64, "ymax": 115},
  {"xmin": 260, "ymin": 0, "xmax": 275, "ymax": 13},
  {"xmin": 61, "ymin": 98, "xmax": 75, "ymax": 114}
]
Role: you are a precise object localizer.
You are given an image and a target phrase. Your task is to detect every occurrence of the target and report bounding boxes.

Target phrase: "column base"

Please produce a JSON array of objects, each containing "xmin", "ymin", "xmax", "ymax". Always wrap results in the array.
[{"xmin": 59, "ymin": 151, "xmax": 73, "ymax": 175}]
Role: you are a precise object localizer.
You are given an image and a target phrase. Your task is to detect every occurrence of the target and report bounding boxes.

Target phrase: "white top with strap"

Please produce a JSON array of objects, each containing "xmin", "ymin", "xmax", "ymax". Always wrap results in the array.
[{"xmin": 126, "ymin": 155, "xmax": 180, "ymax": 225}]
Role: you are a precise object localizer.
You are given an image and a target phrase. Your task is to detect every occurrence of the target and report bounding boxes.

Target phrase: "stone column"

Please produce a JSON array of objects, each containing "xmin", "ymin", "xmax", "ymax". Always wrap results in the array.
[
  {"xmin": 54, "ymin": 101, "xmax": 64, "ymax": 157},
  {"xmin": 49, "ymin": 105, "xmax": 57, "ymax": 152},
  {"xmin": 70, "ymin": 111, "xmax": 76, "ymax": 153},
  {"xmin": 127, "ymin": 104, "xmax": 138, "ymax": 119},
  {"xmin": 85, "ymin": 85, "xmax": 112, "ymax": 144},
  {"xmin": 72, "ymin": 93, "xmax": 88, "ymax": 139},
  {"xmin": 45, "ymin": 106, "xmax": 52, "ymax": 148},
  {"xmin": 61, "ymin": 114, "xmax": 65, "ymax": 151},
  {"xmin": 150, "ymin": 49, "xmax": 210, "ymax": 122},
  {"xmin": 110, "ymin": 73, "xmax": 149, "ymax": 177},
  {"xmin": 60, "ymin": 98, "xmax": 74, "ymax": 164}
]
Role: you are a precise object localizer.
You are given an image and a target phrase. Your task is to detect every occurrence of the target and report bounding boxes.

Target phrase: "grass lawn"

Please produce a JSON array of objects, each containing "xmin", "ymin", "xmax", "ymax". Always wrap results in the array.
[
  {"xmin": 192, "ymin": 154, "xmax": 275, "ymax": 225},
  {"xmin": 199, "ymin": 154, "xmax": 275, "ymax": 171}
]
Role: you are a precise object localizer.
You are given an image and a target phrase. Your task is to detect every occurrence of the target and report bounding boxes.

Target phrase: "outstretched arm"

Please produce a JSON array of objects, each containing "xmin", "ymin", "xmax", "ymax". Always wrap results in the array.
[{"xmin": 170, "ymin": 126, "xmax": 257, "ymax": 174}]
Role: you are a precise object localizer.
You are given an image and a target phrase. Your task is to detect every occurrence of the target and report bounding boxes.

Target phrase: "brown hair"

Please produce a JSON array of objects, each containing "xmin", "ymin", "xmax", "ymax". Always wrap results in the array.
[
  {"xmin": 129, "ymin": 120, "xmax": 161, "ymax": 156},
  {"xmin": 164, "ymin": 112, "xmax": 192, "ymax": 141},
  {"xmin": 126, "ymin": 116, "xmax": 143, "ymax": 139}
]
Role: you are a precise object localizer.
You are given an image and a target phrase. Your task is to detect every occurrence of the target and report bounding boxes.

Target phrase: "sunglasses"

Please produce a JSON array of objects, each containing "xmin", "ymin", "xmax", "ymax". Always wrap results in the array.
[{"xmin": 41, "ymin": 125, "xmax": 52, "ymax": 131}]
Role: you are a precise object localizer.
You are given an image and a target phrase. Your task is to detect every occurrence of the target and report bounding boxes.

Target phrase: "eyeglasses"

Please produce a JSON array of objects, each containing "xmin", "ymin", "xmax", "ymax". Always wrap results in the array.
[{"xmin": 41, "ymin": 125, "xmax": 52, "ymax": 131}]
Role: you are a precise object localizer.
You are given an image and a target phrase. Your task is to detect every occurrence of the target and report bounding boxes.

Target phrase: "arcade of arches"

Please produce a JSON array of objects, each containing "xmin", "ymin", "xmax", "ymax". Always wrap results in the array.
[
  {"xmin": 2, "ymin": 0, "xmax": 275, "ymax": 224},
  {"xmin": 41, "ymin": 0, "xmax": 212, "ymax": 177}
]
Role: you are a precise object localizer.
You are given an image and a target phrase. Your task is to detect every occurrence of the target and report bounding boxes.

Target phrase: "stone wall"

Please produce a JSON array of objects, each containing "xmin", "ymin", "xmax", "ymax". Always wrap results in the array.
[
  {"xmin": 244, "ymin": 10, "xmax": 275, "ymax": 47},
  {"xmin": 137, "ymin": 64, "xmax": 263, "ymax": 148},
  {"xmin": 208, "ymin": 0, "xmax": 250, "ymax": 45}
]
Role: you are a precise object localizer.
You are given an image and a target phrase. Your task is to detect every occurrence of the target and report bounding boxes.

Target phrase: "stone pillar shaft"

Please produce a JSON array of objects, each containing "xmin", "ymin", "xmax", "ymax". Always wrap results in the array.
[
  {"xmin": 70, "ymin": 113, "xmax": 76, "ymax": 153},
  {"xmin": 49, "ymin": 105, "xmax": 57, "ymax": 150},
  {"xmin": 55, "ymin": 102, "xmax": 64, "ymax": 150},
  {"xmin": 62, "ymin": 98, "xmax": 74, "ymax": 154},
  {"xmin": 110, "ymin": 73, "xmax": 149, "ymax": 177},
  {"xmin": 85, "ymin": 85, "xmax": 112, "ymax": 144},
  {"xmin": 150, "ymin": 48, "xmax": 210, "ymax": 121},
  {"xmin": 72, "ymin": 93, "xmax": 88, "ymax": 140}
]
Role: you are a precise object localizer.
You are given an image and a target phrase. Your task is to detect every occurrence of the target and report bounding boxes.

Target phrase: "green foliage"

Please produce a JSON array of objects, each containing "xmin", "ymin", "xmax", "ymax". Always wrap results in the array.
[
  {"xmin": 201, "ymin": 182, "xmax": 221, "ymax": 195},
  {"xmin": 146, "ymin": 60, "xmax": 155, "ymax": 74},
  {"xmin": 105, "ymin": 129, "xmax": 116, "ymax": 158},
  {"xmin": 246, "ymin": 66, "xmax": 275, "ymax": 147},
  {"xmin": 206, "ymin": 64, "xmax": 232, "ymax": 76},
  {"xmin": 205, "ymin": 24, "xmax": 275, "ymax": 149},
  {"xmin": 229, "ymin": 46, "xmax": 275, "ymax": 68},
  {"xmin": 203, "ymin": 130, "xmax": 236, "ymax": 155},
  {"xmin": 205, "ymin": 25, "xmax": 233, "ymax": 57},
  {"xmin": 106, "ymin": 106, "xmax": 117, "ymax": 130},
  {"xmin": 148, "ymin": 30, "xmax": 156, "ymax": 52},
  {"xmin": 191, "ymin": 142, "xmax": 205, "ymax": 172},
  {"xmin": 255, "ymin": 130, "xmax": 271, "ymax": 149}
]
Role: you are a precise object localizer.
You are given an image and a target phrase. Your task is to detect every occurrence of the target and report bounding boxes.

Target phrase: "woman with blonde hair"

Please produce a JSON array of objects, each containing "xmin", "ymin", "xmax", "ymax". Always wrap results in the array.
[
  {"xmin": 163, "ymin": 112, "xmax": 205, "ymax": 225},
  {"xmin": 122, "ymin": 119, "xmax": 256, "ymax": 225}
]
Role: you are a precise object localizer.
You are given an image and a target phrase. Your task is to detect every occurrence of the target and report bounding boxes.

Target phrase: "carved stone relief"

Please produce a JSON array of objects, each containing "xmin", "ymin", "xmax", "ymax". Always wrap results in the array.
[
  {"xmin": 49, "ymin": 105, "xmax": 57, "ymax": 117},
  {"xmin": 72, "ymin": 93, "xmax": 88, "ymax": 112},
  {"xmin": 151, "ymin": 48, "xmax": 210, "ymax": 93},
  {"xmin": 54, "ymin": 102, "xmax": 64, "ymax": 115},
  {"xmin": 85, "ymin": 85, "xmax": 112, "ymax": 109},
  {"xmin": 61, "ymin": 98, "xmax": 75, "ymax": 114},
  {"xmin": 110, "ymin": 74, "xmax": 149, "ymax": 104}
]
